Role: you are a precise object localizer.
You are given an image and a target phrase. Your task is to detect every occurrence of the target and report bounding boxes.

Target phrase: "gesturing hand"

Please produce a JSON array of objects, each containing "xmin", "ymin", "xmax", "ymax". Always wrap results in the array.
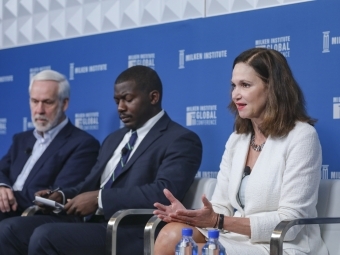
[
  {"xmin": 153, "ymin": 189, "xmax": 186, "ymax": 223},
  {"xmin": 0, "ymin": 187, "xmax": 17, "ymax": 213},
  {"xmin": 64, "ymin": 190, "xmax": 99, "ymax": 216},
  {"xmin": 168, "ymin": 194, "xmax": 218, "ymax": 228}
]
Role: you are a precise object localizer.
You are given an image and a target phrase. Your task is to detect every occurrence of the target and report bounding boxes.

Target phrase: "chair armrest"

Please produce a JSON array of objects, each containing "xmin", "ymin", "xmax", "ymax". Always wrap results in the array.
[
  {"xmin": 21, "ymin": 205, "xmax": 41, "ymax": 216},
  {"xmin": 106, "ymin": 209, "xmax": 154, "ymax": 255},
  {"xmin": 270, "ymin": 217, "xmax": 340, "ymax": 255},
  {"xmin": 144, "ymin": 215, "xmax": 162, "ymax": 255}
]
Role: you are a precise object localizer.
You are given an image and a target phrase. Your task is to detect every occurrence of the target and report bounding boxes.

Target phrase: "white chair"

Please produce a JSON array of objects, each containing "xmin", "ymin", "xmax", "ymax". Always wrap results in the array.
[
  {"xmin": 106, "ymin": 177, "xmax": 217, "ymax": 255},
  {"xmin": 270, "ymin": 179, "xmax": 340, "ymax": 255}
]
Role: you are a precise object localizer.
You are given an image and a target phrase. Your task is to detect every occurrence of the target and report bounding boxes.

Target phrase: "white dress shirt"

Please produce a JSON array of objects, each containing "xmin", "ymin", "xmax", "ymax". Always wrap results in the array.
[{"xmin": 97, "ymin": 110, "xmax": 164, "ymax": 209}]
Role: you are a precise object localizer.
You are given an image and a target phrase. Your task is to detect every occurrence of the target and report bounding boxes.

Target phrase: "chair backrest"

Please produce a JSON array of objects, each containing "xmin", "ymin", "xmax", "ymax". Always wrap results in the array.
[
  {"xmin": 316, "ymin": 180, "xmax": 340, "ymax": 255},
  {"xmin": 182, "ymin": 177, "xmax": 217, "ymax": 209}
]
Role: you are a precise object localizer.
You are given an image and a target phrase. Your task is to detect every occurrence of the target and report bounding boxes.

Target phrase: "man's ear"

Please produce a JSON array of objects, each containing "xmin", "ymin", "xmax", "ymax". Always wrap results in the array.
[
  {"xmin": 62, "ymin": 98, "xmax": 69, "ymax": 112},
  {"xmin": 149, "ymin": 90, "xmax": 160, "ymax": 105}
]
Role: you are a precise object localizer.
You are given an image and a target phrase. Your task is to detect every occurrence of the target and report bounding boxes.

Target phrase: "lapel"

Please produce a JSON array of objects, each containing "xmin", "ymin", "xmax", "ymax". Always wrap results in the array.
[
  {"xmin": 229, "ymin": 133, "xmax": 251, "ymax": 212},
  {"xmin": 99, "ymin": 127, "xmax": 129, "ymax": 171},
  {"xmin": 116, "ymin": 113, "xmax": 170, "ymax": 178},
  {"xmin": 80, "ymin": 128, "xmax": 129, "ymax": 191},
  {"xmin": 23, "ymin": 121, "xmax": 73, "ymax": 187},
  {"xmin": 13, "ymin": 133, "xmax": 37, "ymax": 178}
]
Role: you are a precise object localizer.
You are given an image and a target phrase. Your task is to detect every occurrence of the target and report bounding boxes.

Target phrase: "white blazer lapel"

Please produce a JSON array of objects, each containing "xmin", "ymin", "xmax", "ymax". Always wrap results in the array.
[{"xmin": 228, "ymin": 133, "xmax": 252, "ymax": 211}]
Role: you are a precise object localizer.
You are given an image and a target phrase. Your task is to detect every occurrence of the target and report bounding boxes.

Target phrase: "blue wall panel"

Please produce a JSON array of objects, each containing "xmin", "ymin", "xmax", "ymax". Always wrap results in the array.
[{"xmin": 0, "ymin": 0, "xmax": 339, "ymax": 178}]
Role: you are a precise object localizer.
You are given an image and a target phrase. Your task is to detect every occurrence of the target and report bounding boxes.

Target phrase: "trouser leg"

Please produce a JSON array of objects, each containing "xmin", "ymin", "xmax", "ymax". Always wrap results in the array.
[
  {"xmin": 28, "ymin": 222, "xmax": 107, "ymax": 255},
  {"xmin": 0, "ymin": 214, "xmax": 80, "ymax": 255}
]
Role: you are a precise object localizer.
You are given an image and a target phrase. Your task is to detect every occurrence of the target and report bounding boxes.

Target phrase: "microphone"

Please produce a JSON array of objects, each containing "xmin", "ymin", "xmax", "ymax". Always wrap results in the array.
[
  {"xmin": 244, "ymin": 166, "xmax": 251, "ymax": 177},
  {"xmin": 121, "ymin": 147, "xmax": 128, "ymax": 155},
  {"xmin": 25, "ymin": 148, "xmax": 32, "ymax": 155}
]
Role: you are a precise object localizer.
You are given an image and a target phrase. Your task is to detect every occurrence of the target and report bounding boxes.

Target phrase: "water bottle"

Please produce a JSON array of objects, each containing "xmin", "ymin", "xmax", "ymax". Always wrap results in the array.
[
  {"xmin": 175, "ymin": 228, "xmax": 198, "ymax": 255},
  {"xmin": 202, "ymin": 229, "xmax": 226, "ymax": 255}
]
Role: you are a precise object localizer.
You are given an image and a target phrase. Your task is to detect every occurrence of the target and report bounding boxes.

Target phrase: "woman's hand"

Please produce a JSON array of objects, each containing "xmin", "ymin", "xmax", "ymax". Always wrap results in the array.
[
  {"xmin": 153, "ymin": 189, "xmax": 186, "ymax": 222},
  {"xmin": 154, "ymin": 189, "xmax": 218, "ymax": 228},
  {"xmin": 169, "ymin": 195, "xmax": 218, "ymax": 228}
]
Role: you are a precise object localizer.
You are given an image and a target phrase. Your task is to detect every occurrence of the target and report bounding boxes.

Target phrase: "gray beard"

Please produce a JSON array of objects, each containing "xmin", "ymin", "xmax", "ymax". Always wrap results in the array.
[{"xmin": 32, "ymin": 105, "xmax": 63, "ymax": 133}]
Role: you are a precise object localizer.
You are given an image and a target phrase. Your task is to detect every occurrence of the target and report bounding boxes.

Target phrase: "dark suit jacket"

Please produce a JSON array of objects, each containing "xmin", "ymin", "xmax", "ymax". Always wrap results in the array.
[
  {"xmin": 63, "ymin": 112, "xmax": 203, "ymax": 220},
  {"xmin": 5, "ymin": 113, "xmax": 202, "ymax": 255},
  {"xmin": 0, "ymin": 121, "xmax": 100, "ymax": 212}
]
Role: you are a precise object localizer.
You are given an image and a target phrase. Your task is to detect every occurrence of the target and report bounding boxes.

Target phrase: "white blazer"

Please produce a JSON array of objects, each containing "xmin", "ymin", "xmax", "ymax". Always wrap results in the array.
[{"xmin": 201, "ymin": 122, "xmax": 328, "ymax": 255}]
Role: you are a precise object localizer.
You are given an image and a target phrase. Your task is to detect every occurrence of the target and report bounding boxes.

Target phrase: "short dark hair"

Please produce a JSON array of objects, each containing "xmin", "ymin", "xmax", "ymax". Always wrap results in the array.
[
  {"xmin": 228, "ymin": 48, "xmax": 315, "ymax": 137},
  {"xmin": 115, "ymin": 65, "xmax": 163, "ymax": 103}
]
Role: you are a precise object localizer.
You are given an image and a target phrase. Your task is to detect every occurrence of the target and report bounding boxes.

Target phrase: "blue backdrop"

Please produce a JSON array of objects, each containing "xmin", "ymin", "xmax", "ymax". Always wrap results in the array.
[{"xmin": 0, "ymin": 0, "xmax": 339, "ymax": 179}]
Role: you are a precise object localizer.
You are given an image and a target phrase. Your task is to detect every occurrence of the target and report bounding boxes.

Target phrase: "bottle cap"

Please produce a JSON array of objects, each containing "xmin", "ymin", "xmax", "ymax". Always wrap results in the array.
[
  {"xmin": 208, "ymin": 229, "xmax": 219, "ymax": 238},
  {"xmin": 182, "ymin": 228, "xmax": 193, "ymax": 236}
]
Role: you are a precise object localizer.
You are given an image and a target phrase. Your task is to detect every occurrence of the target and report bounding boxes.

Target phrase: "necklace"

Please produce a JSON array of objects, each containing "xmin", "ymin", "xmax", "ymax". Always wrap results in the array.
[{"xmin": 250, "ymin": 134, "xmax": 265, "ymax": 152}]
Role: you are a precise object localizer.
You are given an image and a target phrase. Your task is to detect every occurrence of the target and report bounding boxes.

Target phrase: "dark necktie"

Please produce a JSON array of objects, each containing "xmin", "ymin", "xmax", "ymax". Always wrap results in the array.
[{"xmin": 103, "ymin": 131, "xmax": 138, "ymax": 189}]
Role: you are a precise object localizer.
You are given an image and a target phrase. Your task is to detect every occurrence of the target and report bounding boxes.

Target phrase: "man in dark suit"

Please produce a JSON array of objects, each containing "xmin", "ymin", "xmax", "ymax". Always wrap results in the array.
[
  {"xmin": 0, "ymin": 65, "xmax": 202, "ymax": 255},
  {"xmin": 0, "ymin": 69, "xmax": 100, "ymax": 220}
]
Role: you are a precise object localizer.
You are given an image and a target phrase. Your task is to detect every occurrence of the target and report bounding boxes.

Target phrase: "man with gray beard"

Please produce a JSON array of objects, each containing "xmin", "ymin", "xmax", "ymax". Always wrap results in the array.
[{"xmin": 0, "ymin": 70, "xmax": 100, "ymax": 220}]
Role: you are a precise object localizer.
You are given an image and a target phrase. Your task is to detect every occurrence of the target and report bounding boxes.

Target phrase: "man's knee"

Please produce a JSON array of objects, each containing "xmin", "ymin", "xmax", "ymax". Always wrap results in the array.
[
  {"xmin": 29, "ymin": 224, "xmax": 57, "ymax": 254},
  {"xmin": 0, "ymin": 217, "xmax": 20, "ymax": 241},
  {"xmin": 0, "ymin": 217, "xmax": 29, "ymax": 255},
  {"xmin": 0, "ymin": 219, "xmax": 11, "ymax": 242}
]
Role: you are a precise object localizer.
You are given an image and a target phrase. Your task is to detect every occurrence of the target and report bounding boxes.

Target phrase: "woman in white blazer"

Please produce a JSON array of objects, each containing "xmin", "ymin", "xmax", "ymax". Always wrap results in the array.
[{"xmin": 153, "ymin": 48, "xmax": 327, "ymax": 255}]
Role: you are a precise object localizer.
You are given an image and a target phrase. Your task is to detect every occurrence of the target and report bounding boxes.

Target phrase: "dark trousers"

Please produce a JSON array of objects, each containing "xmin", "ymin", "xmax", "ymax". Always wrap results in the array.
[
  {"xmin": 0, "ymin": 214, "xmax": 148, "ymax": 255},
  {"xmin": 0, "ymin": 214, "xmax": 82, "ymax": 255}
]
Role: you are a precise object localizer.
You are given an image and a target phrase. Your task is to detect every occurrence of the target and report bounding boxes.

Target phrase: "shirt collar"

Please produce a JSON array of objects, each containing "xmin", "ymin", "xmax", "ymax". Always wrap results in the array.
[{"xmin": 134, "ymin": 110, "xmax": 164, "ymax": 138}]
